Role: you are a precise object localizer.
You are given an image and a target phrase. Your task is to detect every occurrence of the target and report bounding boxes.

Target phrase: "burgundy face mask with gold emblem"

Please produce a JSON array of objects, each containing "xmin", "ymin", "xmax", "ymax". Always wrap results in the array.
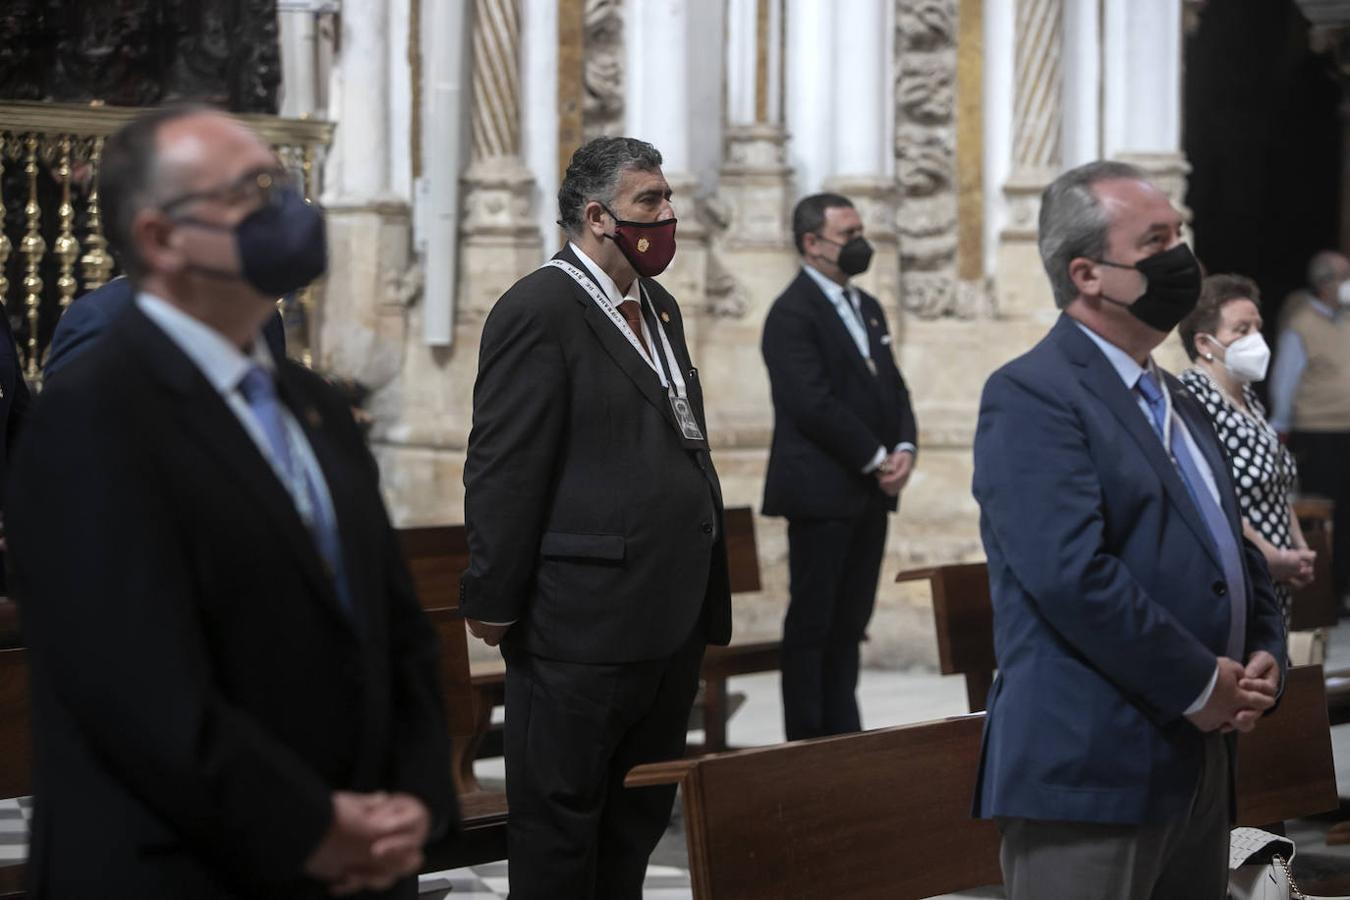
[{"xmin": 600, "ymin": 203, "xmax": 678, "ymax": 277}]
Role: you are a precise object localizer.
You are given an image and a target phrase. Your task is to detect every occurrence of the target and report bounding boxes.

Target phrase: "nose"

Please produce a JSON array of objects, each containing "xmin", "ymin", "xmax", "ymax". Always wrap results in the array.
[{"xmin": 660, "ymin": 199, "xmax": 675, "ymax": 221}]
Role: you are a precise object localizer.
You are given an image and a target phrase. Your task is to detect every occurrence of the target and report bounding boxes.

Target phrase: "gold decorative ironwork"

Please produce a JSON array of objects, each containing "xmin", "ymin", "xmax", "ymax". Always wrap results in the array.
[
  {"xmin": 0, "ymin": 101, "xmax": 334, "ymax": 380},
  {"xmin": 80, "ymin": 136, "xmax": 113, "ymax": 291},
  {"xmin": 20, "ymin": 134, "xmax": 45, "ymax": 382},
  {"xmin": 52, "ymin": 135, "xmax": 80, "ymax": 315}
]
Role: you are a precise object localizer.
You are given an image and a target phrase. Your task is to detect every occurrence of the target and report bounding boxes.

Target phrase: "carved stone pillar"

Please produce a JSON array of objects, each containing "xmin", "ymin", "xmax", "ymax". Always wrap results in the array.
[
  {"xmin": 719, "ymin": 0, "xmax": 792, "ymax": 249},
  {"xmin": 824, "ymin": 0, "xmax": 900, "ymax": 312},
  {"xmin": 458, "ymin": 0, "xmax": 543, "ymax": 322},
  {"xmin": 995, "ymin": 0, "xmax": 1063, "ymax": 317}
]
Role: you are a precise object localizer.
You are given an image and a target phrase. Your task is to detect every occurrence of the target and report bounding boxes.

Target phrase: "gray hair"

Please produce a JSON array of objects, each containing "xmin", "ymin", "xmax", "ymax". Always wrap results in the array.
[
  {"xmin": 1038, "ymin": 160, "xmax": 1148, "ymax": 309},
  {"xmin": 1307, "ymin": 250, "xmax": 1347, "ymax": 289},
  {"xmin": 557, "ymin": 136, "xmax": 663, "ymax": 235}
]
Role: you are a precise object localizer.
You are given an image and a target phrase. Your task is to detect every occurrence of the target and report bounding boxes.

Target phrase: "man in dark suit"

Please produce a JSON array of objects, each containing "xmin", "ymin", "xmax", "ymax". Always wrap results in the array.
[
  {"xmin": 43, "ymin": 274, "xmax": 286, "ymax": 381},
  {"xmin": 6, "ymin": 106, "xmax": 454, "ymax": 898},
  {"xmin": 460, "ymin": 136, "xmax": 732, "ymax": 899},
  {"xmin": 761, "ymin": 192, "xmax": 918, "ymax": 742},
  {"xmin": 972, "ymin": 160, "xmax": 1284, "ymax": 898}
]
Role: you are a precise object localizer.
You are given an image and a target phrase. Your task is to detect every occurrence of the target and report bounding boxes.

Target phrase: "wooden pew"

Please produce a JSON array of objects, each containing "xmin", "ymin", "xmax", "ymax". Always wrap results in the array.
[
  {"xmin": 895, "ymin": 563, "xmax": 994, "ymax": 713},
  {"xmin": 394, "ymin": 525, "xmax": 509, "ymax": 869},
  {"xmin": 625, "ymin": 665, "xmax": 1337, "ymax": 900},
  {"xmin": 1291, "ymin": 496, "xmax": 1338, "ymax": 633},
  {"xmin": 0, "ymin": 645, "xmax": 28, "ymax": 898}
]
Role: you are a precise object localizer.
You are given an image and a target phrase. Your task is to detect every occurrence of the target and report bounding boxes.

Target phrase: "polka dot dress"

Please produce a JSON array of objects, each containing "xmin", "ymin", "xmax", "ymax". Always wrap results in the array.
[{"xmin": 1180, "ymin": 368, "xmax": 1298, "ymax": 621}]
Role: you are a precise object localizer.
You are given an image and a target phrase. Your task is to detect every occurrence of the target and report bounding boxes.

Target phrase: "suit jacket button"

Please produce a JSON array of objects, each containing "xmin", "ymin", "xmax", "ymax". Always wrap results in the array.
[
  {"xmin": 1212, "ymin": 581, "xmax": 1227, "ymax": 597},
  {"xmin": 700, "ymin": 522, "xmax": 713, "ymax": 535}
]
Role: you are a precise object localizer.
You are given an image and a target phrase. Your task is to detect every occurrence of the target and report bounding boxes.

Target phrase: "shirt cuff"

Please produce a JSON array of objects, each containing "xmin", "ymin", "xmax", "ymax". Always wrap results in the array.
[
  {"xmin": 861, "ymin": 446, "xmax": 887, "ymax": 474},
  {"xmin": 1183, "ymin": 662, "xmax": 1220, "ymax": 716},
  {"xmin": 475, "ymin": 619, "xmax": 515, "ymax": 627},
  {"xmin": 893, "ymin": 442, "xmax": 916, "ymax": 457}
]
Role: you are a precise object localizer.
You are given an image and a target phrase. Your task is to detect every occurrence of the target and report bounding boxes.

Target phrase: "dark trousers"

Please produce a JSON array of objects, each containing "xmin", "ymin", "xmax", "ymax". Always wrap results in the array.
[
  {"xmin": 501, "ymin": 626, "xmax": 705, "ymax": 900},
  {"xmin": 1290, "ymin": 430, "xmax": 1350, "ymax": 596},
  {"xmin": 997, "ymin": 733, "xmax": 1231, "ymax": 900},
  {"xmin": 780, "ymin": 497, "xmax": 889, "ymax": 741}
]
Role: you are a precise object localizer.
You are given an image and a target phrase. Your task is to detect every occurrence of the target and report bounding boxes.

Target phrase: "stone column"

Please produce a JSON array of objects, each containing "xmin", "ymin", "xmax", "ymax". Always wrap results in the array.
[
  {"xmin": 825, "ymin": 0, "xmax": 900, "ymax": 311},
  {"xmin": 318, "ymin": 0, "xmax": 410, "ymax": 390},
  {"xmin": 1102, "ymin": 0, "xmax": 1190, "ymax": 217},
  {"xmin": 995, "ymin": 0, "xmax": 1064, "ymax": 318},
  {"xmin": 719, "ymin": 0, "xmax": 793, "ymax": 250},
  {"xmin": 625, "ymin": 0, "xmax": 708, "ymax": 348},
  {"xmin": 458, "ymin": 0, "xmax": 544, "ymax": 322}
]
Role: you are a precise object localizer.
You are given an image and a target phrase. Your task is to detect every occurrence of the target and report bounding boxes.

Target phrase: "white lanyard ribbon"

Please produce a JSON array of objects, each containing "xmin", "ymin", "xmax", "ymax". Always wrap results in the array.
[{"xmin": 544, "ymin": 259, "xmax": 688, "ymax": 400}]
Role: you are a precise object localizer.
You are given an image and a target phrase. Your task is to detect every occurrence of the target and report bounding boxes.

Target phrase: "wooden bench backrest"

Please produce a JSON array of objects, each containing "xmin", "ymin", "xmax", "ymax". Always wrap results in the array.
[
  {"xmin": 630, "ymin": 712, "xmax": 1002, "ymax": 900},
  {"xmin": 1291, "ymin": 503, "xmax": 1338, "ymax": 631},
  {"xmin": 395, "ymin": 525, "xmax": 478, "ymax": 739},
  {"xmin": 897, "ymin": 563, "xmax": 996, "ymax": 712},
  {"xmin": 0, "ymin": 646, "xmax": 30, "ymax": 800},
  {"xmin": 723, "ymin": 507, "xmax": 762, "ymax": 594},
  {"xmin": 626, "ymin": 664, "xmax": 1336, "ymax": 900}
]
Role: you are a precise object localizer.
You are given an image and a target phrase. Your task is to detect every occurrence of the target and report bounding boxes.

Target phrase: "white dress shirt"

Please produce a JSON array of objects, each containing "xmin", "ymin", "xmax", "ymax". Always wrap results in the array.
[{"xmin": 135, "ymin": 293, "xmax": 339, "ymax": 539}]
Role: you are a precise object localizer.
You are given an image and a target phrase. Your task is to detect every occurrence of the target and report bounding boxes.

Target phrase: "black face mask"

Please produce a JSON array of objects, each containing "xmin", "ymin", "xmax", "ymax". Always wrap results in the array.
[
  {"xmin": 175, "ymin": 186, "xmax": 328, "ymax": 296},
  {"xmin": 815, "ymin": 234, "xmax": 874, "ymax": 277},
  {"xmin": 1095, "ymin": 243, "xmax": 1202, "ymax": 333}
]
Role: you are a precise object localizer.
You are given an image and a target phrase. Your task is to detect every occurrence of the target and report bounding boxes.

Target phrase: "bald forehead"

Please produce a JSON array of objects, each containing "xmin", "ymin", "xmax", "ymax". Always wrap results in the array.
[{"xmin": 154, "ymin": 112, "xmax": 274, "ymax": 192}]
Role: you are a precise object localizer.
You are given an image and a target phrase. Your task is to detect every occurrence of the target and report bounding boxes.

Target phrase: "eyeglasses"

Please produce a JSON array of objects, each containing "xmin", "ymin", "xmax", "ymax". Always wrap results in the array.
[{"xmin": 160, "ymin": 167, "xmax": 295, "ymax": 216}]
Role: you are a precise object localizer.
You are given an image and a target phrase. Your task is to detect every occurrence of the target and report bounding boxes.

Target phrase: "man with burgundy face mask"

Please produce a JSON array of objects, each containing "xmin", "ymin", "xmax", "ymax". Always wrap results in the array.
[
  {"xmin": 461, "ymin": 136, "xmax": 731, "ymax": 899},
  {"xmin": 760, "ymin": 192, "xmax": 918, "ymax": 742},
  {"xmin": 971, "ymin": 160, "xmax": 1284, "ymax": 899},
  {"xmin": 6, "ymin": 106, "xmax": 454, "ymax": 898}
]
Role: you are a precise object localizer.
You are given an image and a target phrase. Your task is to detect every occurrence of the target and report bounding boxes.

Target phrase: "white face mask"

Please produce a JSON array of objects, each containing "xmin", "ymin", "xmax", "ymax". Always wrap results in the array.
[
  {"xmin": 1338, "ymin": 279, "xmax": 1350, "ymax": 307},
  {"xmin": 1206, "ymin": 331, "xmax": 1270, "ymax": 384}
]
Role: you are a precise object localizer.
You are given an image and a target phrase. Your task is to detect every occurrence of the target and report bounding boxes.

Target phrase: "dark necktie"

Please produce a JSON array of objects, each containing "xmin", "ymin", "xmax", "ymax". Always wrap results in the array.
[
  {"xmin": 617, "ymin": 299, "xmax": 650, "ymax": 359},
  {"xmin": 1136, "ymin": 371, "xmax": 1246, "ymax": 659}
]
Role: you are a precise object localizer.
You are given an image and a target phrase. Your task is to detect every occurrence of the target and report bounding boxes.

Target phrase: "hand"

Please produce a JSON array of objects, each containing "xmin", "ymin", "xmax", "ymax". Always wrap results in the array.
[
  {"xmin": 327, "ymin": 794, "xmax": 430, "ymax": 896},
  {"xmin": 1269, "ymin": 547, "xmax": 1316, "ymax": 589},
  {"xmin": 467, "ymin": 618, "xmax": 509, "ymax": 647},
  {"xmin": 875, "ymin": 450, "xmax": 914, "ymax": 497},
  {"xmin": 1185, "ymin": 657, "xmax": 1275, "ymax": 734},
  {"xmin": 304, "ymin": 792, "xmax": 390, "ymax": 885}
]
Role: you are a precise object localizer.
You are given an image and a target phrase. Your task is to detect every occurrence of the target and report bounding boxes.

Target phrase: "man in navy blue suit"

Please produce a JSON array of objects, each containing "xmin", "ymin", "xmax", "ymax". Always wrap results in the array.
[{"xmin": 972, "ymin": 160, "xmax": 1285, "ymax": 899}]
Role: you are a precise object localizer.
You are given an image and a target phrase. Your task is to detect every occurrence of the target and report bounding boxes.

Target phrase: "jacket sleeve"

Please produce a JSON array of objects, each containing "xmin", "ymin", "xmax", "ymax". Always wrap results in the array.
[
  {"xmin": 761, "ymin": 302, "xmax": 883, "ymax": 471},
  {"xmin": 972, "ymin": 368, "xmax": 1218, "ymax": 724},
  {"xmin": 459, "ymin": 293, "xmax": 569, "ymax": 624}
]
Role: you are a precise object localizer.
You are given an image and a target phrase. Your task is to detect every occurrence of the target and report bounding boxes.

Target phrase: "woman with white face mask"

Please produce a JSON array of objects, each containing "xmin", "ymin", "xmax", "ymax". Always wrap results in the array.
[{"xmin": 1178, "ymin": 274, "xmax": 1317, "ymax": 644}]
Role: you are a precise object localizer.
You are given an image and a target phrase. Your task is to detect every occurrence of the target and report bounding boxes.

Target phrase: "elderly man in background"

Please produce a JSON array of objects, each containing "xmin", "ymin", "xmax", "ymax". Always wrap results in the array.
[{"xmin": 1269, "ymin": 249, "xmax": 1350, "ymax": 606}]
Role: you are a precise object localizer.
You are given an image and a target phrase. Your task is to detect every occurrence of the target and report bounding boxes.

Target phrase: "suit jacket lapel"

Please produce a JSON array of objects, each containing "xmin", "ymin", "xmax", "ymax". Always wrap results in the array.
[
  {"xmin": 122, "ymin": 309, "xmax": 356, "ymax": 631},
  {"xmin": 1170, "ymin": 381, "xmax": 1246, "ymax": 541},
  {"xmin": 553, "ymin": 246, "xmax": 684, "ymax": 438},
  {"xmin": 1056, "ymin": 317, "xmax": 1223, "ymax": 570},
  {"xmin": 798, "ymin": 271, "xmax": 877, "ymax": 385}
]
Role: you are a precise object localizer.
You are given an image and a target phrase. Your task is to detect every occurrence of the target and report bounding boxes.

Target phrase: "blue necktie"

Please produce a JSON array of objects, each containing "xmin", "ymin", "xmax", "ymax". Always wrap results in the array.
[
  {"xmin": 238, "ymin": 366, "xmax": 353, "ymax": 616},
  {"xmin": 1136, "ymin": 371, "xmax": 1245, "ymax": 659}
]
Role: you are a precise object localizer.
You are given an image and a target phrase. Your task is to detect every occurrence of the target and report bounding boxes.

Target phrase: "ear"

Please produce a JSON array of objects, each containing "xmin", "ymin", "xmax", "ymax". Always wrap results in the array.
[
  {"xmin": 1068, "ymin": 256, "xmax": 1101, "ymax": 299},
  {"xmin": 132, "ymin": 208, "xmax": 186, "ymax": 276},
  {"xmin": 583, "ymin": 200, "xmax": 609, "ymax": 239}
]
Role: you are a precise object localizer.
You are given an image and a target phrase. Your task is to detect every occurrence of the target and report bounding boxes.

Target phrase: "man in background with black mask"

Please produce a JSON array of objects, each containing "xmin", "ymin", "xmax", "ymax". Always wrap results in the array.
[
  {"xmin": 6, "ymin": 106, "xmax": 455, "ymax": 898},
  {"xmin": 970, "ymin": 160, "xmax": 1283, "ymax": 898},
  {"xmin": 761, "ymin": 192, "xmax": 918, "ymax": 742}
]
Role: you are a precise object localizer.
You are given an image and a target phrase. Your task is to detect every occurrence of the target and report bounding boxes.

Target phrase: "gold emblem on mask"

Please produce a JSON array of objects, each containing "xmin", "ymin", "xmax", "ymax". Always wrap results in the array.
[{"xmin": 637, "ymin": 237, "xmax": 650, "ymax": 253}]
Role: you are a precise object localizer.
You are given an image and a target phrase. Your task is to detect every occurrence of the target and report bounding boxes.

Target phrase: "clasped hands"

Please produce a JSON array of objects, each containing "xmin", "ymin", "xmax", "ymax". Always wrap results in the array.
[
  {"xmin": 305, "ymin": 791, "xmax": 430, "ymax": 896},
  {"xmin": 1271, "ymin": 546, "xmax": 1316, "ymax": 590},
  {"xmin": 875, "ymin": 449, "xmax": 914, "ymax": 497},
  {"xmin": 1184, "ymin": 650, "xmax": 1280, "ymax": 734}
]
